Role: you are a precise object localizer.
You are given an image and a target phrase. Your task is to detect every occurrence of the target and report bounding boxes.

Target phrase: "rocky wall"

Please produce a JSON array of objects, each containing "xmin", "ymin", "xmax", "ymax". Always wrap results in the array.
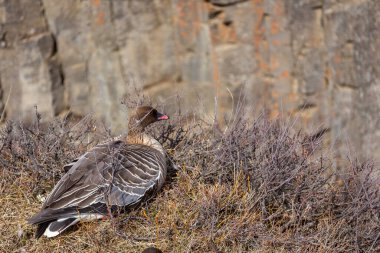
[{"xmin": 0, "ymin": 0, "xmax": 379, "ymax": 164}]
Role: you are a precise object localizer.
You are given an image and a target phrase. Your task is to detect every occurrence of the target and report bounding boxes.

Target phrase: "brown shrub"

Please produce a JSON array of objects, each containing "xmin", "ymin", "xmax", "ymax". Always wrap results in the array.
[{"xmin": 0, "ymin": 104, "xmax": 379, "ymax": 252}]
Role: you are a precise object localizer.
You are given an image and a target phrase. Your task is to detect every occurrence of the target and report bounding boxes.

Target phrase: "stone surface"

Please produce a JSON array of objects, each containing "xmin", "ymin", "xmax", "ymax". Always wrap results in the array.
[{"xmin": 0, "ymin": 0, "xmax": 379, "ymax": 165}]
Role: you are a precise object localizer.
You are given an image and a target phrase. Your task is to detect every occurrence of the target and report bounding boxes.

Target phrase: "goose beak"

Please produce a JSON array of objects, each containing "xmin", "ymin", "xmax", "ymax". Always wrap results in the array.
[{"xmin": 157, "ymin": 112, "xmax": 169, "ymax": 121}]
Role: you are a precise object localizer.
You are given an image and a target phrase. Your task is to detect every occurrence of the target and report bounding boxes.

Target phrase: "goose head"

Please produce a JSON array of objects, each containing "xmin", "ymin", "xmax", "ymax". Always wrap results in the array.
[{"xmin": 128, "ymin": 106, "xmax": 169, "ymax": 133}]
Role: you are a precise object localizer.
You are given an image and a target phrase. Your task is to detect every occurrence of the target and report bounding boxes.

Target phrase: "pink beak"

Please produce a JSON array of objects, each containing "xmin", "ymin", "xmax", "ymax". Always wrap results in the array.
[{"xmin": 157, "ymin": 114, "xmax": 169, "ymax": 121}]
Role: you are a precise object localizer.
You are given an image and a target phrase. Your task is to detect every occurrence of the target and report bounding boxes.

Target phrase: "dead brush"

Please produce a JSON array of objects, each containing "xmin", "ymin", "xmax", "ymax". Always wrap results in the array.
[
  {"xmin": 144, "ymin": 104, "xmax": 380, "ymax": 252},
  {"xmin": 0, "ymin": 103, "xmax": 379, "ymax": 252},
  {"xmin": 0, "ymin": 110, "xmax": 98, "ymax": 188}
]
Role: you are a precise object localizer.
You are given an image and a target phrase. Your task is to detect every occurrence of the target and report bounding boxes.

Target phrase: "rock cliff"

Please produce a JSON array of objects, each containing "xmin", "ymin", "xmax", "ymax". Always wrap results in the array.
[{"xmin": 0, "ymin": 0, "xmax": 379, "ymax": 163}]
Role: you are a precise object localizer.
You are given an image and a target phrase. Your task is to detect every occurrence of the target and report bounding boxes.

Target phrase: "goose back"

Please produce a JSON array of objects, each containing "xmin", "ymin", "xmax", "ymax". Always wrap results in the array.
[{"xmin": 28, "ymin": 139, "xmax": 167, "ymax": 228}]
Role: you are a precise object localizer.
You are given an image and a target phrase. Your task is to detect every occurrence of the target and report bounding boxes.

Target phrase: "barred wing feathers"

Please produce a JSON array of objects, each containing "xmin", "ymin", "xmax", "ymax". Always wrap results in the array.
[{"xmin": 28, "ymin": 140, "xmax": 167, "ymax": 226}]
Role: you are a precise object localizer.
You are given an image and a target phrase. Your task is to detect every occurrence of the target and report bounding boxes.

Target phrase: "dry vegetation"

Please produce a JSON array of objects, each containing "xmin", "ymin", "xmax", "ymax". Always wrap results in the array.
[{"xmin": 0, "ymin": 103, "xmax": 379, "ymax": 253}]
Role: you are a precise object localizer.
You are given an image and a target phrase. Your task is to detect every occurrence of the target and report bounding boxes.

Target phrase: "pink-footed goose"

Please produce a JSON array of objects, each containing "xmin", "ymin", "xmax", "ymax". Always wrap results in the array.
[{"xmin": 28, "ymin": 106, "xmax": 169, "ymax": 238}]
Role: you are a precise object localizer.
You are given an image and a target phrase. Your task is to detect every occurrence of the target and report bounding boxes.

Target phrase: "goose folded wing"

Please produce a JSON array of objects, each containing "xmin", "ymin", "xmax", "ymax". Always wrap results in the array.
[{"xmin": 29, "ymin": 141, "xmax": 163, "ymax": 224}]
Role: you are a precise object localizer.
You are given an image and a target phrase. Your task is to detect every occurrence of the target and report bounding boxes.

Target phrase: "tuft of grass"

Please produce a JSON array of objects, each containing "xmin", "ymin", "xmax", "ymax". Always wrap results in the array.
[{"xmin": 0, "ymin": 104, "xmax": 379, "ymax": 252}]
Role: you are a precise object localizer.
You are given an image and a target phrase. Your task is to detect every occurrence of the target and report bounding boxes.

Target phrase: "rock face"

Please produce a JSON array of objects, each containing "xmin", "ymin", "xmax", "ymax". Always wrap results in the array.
[{"xmin": 0, "ymin": 0, "xmax": 379, "ymax": 163}]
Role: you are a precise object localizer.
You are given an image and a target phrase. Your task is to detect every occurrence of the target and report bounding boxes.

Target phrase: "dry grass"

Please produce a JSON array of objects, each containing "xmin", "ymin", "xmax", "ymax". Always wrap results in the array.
[{"xmin": 0, "ymin": 104, "xmax": 379, "ymax": 253}]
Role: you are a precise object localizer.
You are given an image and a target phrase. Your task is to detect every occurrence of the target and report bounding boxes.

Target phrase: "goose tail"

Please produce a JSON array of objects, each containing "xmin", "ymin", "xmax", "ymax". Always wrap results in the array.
[{"xmin": 37, "ymin": 218, "xmax": 79, "ymax": 238}]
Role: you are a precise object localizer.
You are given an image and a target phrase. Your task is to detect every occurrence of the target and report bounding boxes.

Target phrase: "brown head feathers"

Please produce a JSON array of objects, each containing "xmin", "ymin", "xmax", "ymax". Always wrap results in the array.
[{"xmin": 128, "ymin": 106, "xmax": 169, "ymax": 132}]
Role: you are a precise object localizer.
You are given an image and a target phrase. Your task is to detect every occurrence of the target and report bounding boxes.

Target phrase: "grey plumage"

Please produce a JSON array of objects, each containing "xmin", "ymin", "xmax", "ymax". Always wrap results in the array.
[{"xmin": 28, "ymin": 106, "xmax": 169, "ymax": 238}]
